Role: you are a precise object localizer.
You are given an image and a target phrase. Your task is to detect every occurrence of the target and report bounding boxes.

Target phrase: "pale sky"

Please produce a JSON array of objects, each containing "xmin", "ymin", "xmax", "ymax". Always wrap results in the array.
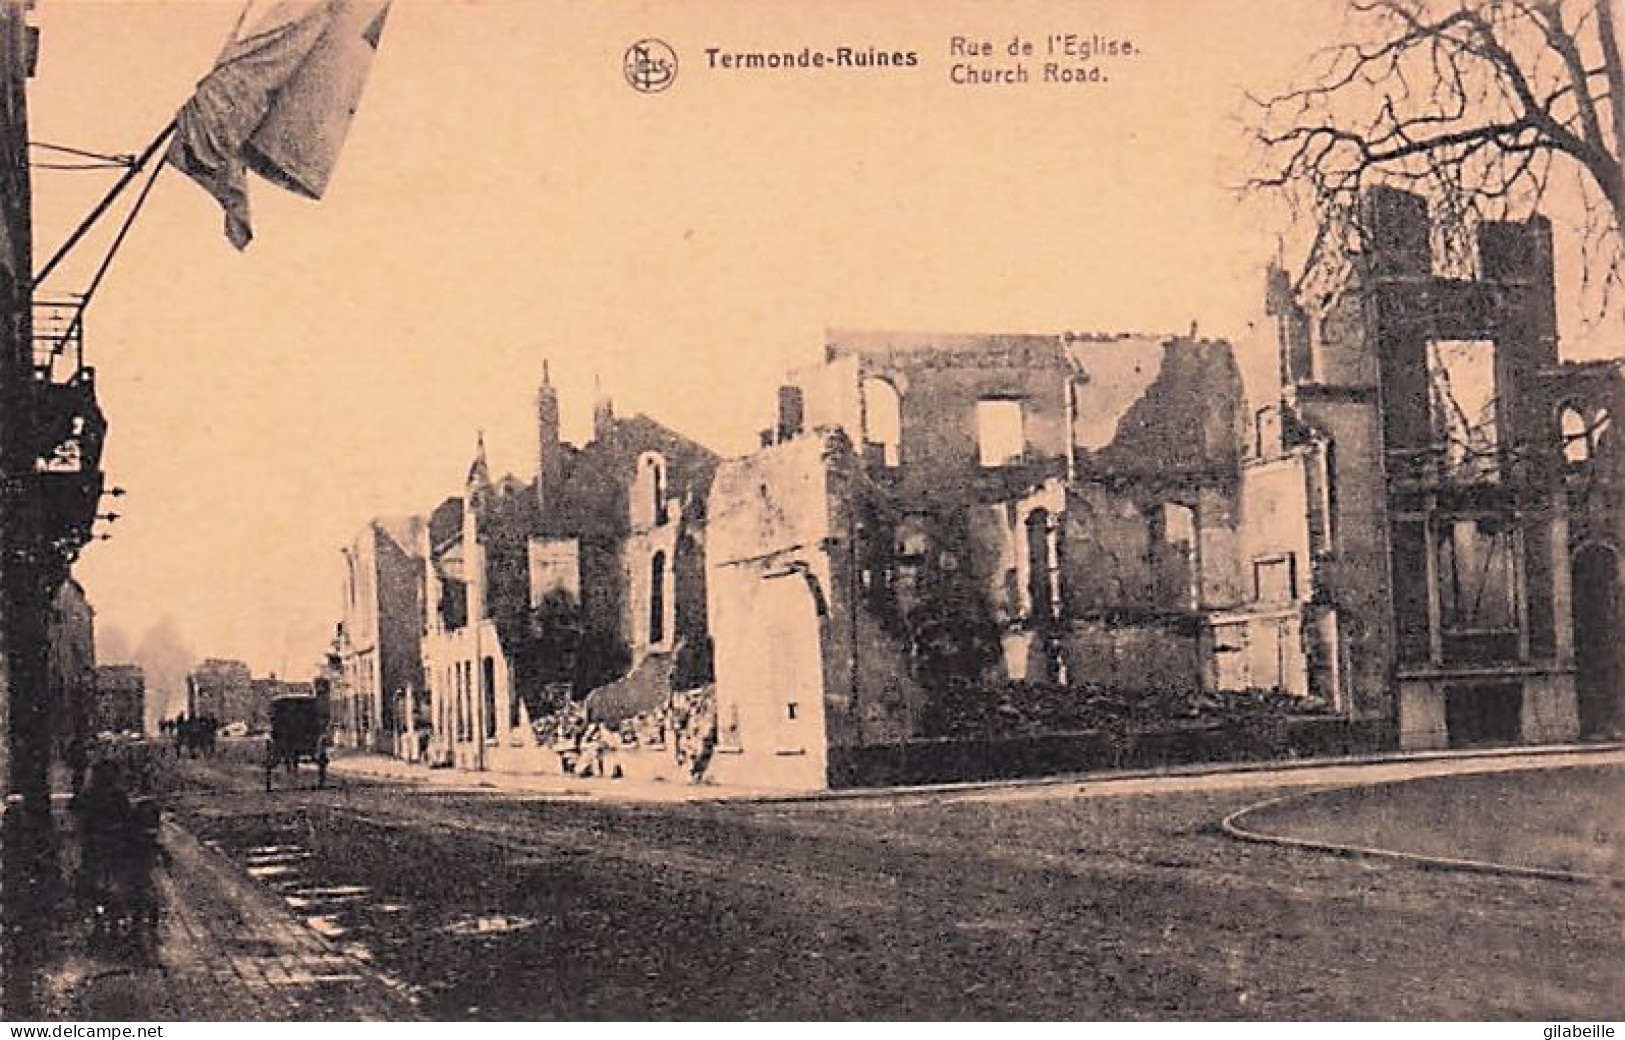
[{"xmin": 24, "ymin": 0, "xmax": 1619, "ymax": 699}]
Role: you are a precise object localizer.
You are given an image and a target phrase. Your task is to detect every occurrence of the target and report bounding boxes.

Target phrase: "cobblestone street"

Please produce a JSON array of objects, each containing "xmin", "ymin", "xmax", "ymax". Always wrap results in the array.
[{"xmin": 23, "ymin": 749, "xmax": 1617, "ymax": 1021}]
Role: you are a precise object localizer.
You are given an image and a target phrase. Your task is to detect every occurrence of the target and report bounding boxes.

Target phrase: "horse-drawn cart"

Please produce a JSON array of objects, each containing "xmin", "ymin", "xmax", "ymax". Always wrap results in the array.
[{"xmin": 265, "ymin": 694, "xmax": 330, "ymax": 791}]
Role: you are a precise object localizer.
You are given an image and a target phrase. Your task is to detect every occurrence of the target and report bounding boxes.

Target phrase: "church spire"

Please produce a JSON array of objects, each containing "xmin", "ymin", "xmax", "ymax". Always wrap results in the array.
[
  {"xmin": 467, "ymin": 429, "xmax": 491, "ymax": 489},
  {"xmin": 536, "ymin": 359, "xmax": 561, "ymax": 515},
  {"xmin": 592, "ymin": 373, "xmax": 615, "ymax": 443}
]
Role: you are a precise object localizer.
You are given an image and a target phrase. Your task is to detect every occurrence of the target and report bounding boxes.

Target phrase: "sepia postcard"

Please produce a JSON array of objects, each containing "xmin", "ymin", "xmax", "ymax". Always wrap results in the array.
[{"xmin": 0, "ymin": 0, "xmax": 1621, "ymax": 1026}]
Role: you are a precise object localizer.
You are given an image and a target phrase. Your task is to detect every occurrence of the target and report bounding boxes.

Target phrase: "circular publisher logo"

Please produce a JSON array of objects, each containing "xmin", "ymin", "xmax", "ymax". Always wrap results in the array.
[{"xmin": 624, "ymin": 39, "xmax": 678, "ymax": 93}]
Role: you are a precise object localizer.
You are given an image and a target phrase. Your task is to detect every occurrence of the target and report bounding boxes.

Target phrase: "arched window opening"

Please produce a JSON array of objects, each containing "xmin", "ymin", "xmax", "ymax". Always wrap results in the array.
[
  {"xmin": 653, "ymin": 461, "xmax": 668, "ymax": 526},
  {"xmin": 1160, "ymin": 502, "xmax": 1199, "ymax": 609},
  {"xmin": 650, "ymin": 551, "xmax": 667, "ymax": 645},
  {"xmin": 1562, "ymin": 405, "xmax": 1590, "ymax": 462},
  {"xmin": 894, "ymin": 516, "xmax": 930, "ymax": 559},
  {"xmin": 638, "ymin": 452, "xmax": 670, "ymax": 527},
  {"xmin": 1025, "ymin": 508, "xmax": 1054, "ymax": 621},
  {"xmin": 1562, "ymin": 404, "xmax": 1611, "ymax": 465},
  {"xmin": 861, "ymin": 377, "xmax": 902, "ymax": 467}
]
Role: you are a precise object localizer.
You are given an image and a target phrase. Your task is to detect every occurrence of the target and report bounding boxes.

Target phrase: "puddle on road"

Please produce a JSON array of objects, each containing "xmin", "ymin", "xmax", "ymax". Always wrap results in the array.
[
  {"xmin": 954, "ymin": 915, "xmax": 1041, "ymax": 937},
  {"xmin": 441, "ymin": 915, "xmax": 538, "ymax": 937},
  {"xmin": 294, "ymin": 885, "xmax": 372, "ymax": 899},
  {"xmin": 342, "ymin": 942, "xmax": 375, "ymax": 963},
  {"xmin": 204, "ymin": 823, "xmax": 420, "ymax": 1005},
  {"xmin": 246, "ymin": 850, "xmax": 312, "ymax": 866},
  {"xmin": 246, "ymin": 864, "xmax": 299, "ymax": 880}
]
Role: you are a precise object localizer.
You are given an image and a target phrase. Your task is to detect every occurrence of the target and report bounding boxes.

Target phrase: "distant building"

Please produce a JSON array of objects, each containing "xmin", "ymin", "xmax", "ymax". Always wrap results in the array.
[
  {"xmin": 249, "ymin": 677, "xmax": 313, "ymax": 731},
  {"xmin": 335, "ymin": 516, "xmax": 426, "ymax": 754},
  {"xmin": 93, "ymin": 664, "xmax": 144, "ymax": 736},
  {"xmin": 47, "ymin": 579, "xmax": 97, "ymax": 778},
  {"xmin": 187, "ymin": 658, "xmax": 252, "ymax": 726}
]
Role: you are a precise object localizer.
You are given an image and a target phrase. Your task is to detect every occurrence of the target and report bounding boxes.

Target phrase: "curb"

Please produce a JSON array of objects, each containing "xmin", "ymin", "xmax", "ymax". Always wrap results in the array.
[
  {"xmin": 737, "ymin": 741, "xmax": 1625, "ymax": 806},
  {"xmin": 325, "ymin": 740, "xmax": 1625, "ymax": 807},
  {"xmin": 1219, "ymin": 768, "xmax": 1625, "ymax": 886}
]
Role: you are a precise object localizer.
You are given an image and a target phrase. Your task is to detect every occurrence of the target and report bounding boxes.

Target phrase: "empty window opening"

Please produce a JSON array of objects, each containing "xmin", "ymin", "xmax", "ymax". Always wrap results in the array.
[
  {"xmin": 861, "ymin": 377, "xmax": 902, "ymax": 467},
  {"xmin": 1562, "ymin": 405, "xmax": 1611, "ymax": 464},
  {"xmin": 653, "ymin": 462, "xmax": 668, "ymax": 525},
  {"xmin": 1254, "ymin": 555, "xmax": 1296, "ymax": 603},
  {"xmin": 482, "ymin": 655, "xmax": 497, "ymax": 740},
  {"xmin": 649, "ymin": 551, "xmax": 667, "ymax": 645},
  {"xmin": 895, "ymin": 516, "xmax": 930, "ymax": 559},
  {"xmin": 1437, "ymin": 519, "xmax": 1517, "ymax": 633},
  {"xmin": 1025, "ymin": 508, "xmax": 1055, "ymax": 621},
  {"xmin": 1159, "ymin": 502, "xmax": 1200, "ymax": 608},
  {"xmin": 638, "ymin": 453, "xmax": 670, "ymax": 527},
  {"xmin": 977, "ymin": 399, "xmax": 1025, "ymax": 467},
  {"xmin": 1427, "ymin": 340, "xmax": 1500, "ymax": 483}
]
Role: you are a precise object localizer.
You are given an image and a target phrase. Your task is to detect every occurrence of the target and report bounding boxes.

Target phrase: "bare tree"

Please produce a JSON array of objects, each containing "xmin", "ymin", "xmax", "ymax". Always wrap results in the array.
[{"xmin": 1249, "ymin": 0, "xmax": 1625, "ymax": 318}]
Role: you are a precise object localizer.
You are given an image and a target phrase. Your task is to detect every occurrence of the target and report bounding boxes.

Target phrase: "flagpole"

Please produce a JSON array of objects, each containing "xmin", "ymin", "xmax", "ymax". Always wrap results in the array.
[{"xmin": 33, "ymin": 118, "xmax": 175, "ymax": 287}]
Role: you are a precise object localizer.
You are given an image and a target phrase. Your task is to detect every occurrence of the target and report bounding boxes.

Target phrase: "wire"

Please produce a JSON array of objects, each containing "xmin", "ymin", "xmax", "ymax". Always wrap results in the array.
[
  {"xmin": 54, "ymin": 154, "xmax": 169, "ymax": 358},
  {"xmin": 29, "ymin": 140, "xmax": 137, "ymax": 166},
  {"xmin": 31, "ymin": 162, "xmax": 130, "ymax": 172},
  {"xmin": 35, "ymin": 120, "xmax": 177, "ymax": 287}
]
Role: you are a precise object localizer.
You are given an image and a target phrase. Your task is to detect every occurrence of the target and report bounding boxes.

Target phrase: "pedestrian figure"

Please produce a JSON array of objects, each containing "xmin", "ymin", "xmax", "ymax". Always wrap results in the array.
[
  {"xmin": 73, "ymin": 759, "xmax": 133, "ymax": 921},
  {"xmin": 72, "ymin": 758, "xmax": 162, "ymax": 942}
]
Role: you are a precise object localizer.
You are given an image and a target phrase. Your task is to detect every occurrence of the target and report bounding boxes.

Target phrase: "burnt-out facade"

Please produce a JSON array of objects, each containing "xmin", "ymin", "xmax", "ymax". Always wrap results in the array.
[
  {"xmin": 1271, "ymin": 186, "xmax": 1583, "ymax": 749},
  {"xmin": 782, "ymin": 330, "xmax": 1261, "ymax": 700},
  {"xmin": 1541, "ymin": 357, "xmax": 1625, "ymax": 739},
  {"xmin": 336, "ymin": 516, "xmax": 426, "ymax": 754},
  {"xmin": 420, "ymin": 365, "xmax": 718, "ymax": 772},
  {"xmin": 709, "ymin": 192, "xmax": 1611, "ymax": 788},
  {"xmin": 709, "ymin": 327, "xmax": 1330, "ymax": 789}
]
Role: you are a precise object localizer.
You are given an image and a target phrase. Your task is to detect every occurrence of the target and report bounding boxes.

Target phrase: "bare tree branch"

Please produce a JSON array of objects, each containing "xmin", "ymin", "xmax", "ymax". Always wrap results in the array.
[{"xmin": 1245, "ymin": 0, "xmax": 1624, "ymax": 325}]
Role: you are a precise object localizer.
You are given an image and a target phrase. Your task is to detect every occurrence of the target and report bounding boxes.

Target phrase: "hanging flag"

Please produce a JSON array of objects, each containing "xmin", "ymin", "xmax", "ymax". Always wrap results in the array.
[{"xmin": 166, "ymin": 0, "xmax": 391, "ymax": 249}]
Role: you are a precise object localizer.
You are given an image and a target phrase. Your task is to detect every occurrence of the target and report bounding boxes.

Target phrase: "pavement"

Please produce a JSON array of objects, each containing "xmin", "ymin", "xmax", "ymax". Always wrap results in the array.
[
  {"xmin": 26, "ymin": 815, "xmax": 418, "ymax": 1022},
  {"xmin": 326, "ymin": 752, "xmax": 797, "ymax": 802},
  {"xmin": 326, "ymin": 739, "xmax": 1625, "ymax": 806}
]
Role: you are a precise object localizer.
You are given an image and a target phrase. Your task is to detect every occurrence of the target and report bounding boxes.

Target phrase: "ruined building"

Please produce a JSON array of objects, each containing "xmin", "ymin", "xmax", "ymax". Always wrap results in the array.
[
  {"xmin": 186, "ymin": 658, "xmax": 252, "ymax": 729},
  {"xmin": 92, "ymin": 663, "xmax": 144, "ymax": 737},
  {"xmin": 47, "ymin": 579, "xmax": 96, "ymax": 777},
  {"xmin": 1537, "ymin": 357, "xmax": 1623, "ymax": 739},
  {"xmin": 1268, "ymin": 187, "xmax": 1596, "ymax": 749},
  {"xmin": 709, "ymin": 190, "xmax": 1616, "ymax": 788},
  {"xmin": 420, "ymin": 365, "xmax": 718, "ymax": 771},
  {"xmin": 335, "ymin": 516, "xmax": 426, "ymax": 754},
  {"xmin": 709, "ymin": 328, "xmax": 1287, "ymax": 789}
]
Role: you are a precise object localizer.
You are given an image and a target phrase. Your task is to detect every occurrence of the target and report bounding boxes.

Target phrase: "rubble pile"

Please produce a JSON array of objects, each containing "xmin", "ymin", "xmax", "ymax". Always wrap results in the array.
[
  {"xmin": 530, "ymin": 698, "xmax": 590, "ymax": 749},
  {"xmin": 527, "ymin": 685, "xmax": 719, "ymax": 782},
  {"xmin": 925, "ymin": 681, "xmax": 1333, "ymax": 739}
]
